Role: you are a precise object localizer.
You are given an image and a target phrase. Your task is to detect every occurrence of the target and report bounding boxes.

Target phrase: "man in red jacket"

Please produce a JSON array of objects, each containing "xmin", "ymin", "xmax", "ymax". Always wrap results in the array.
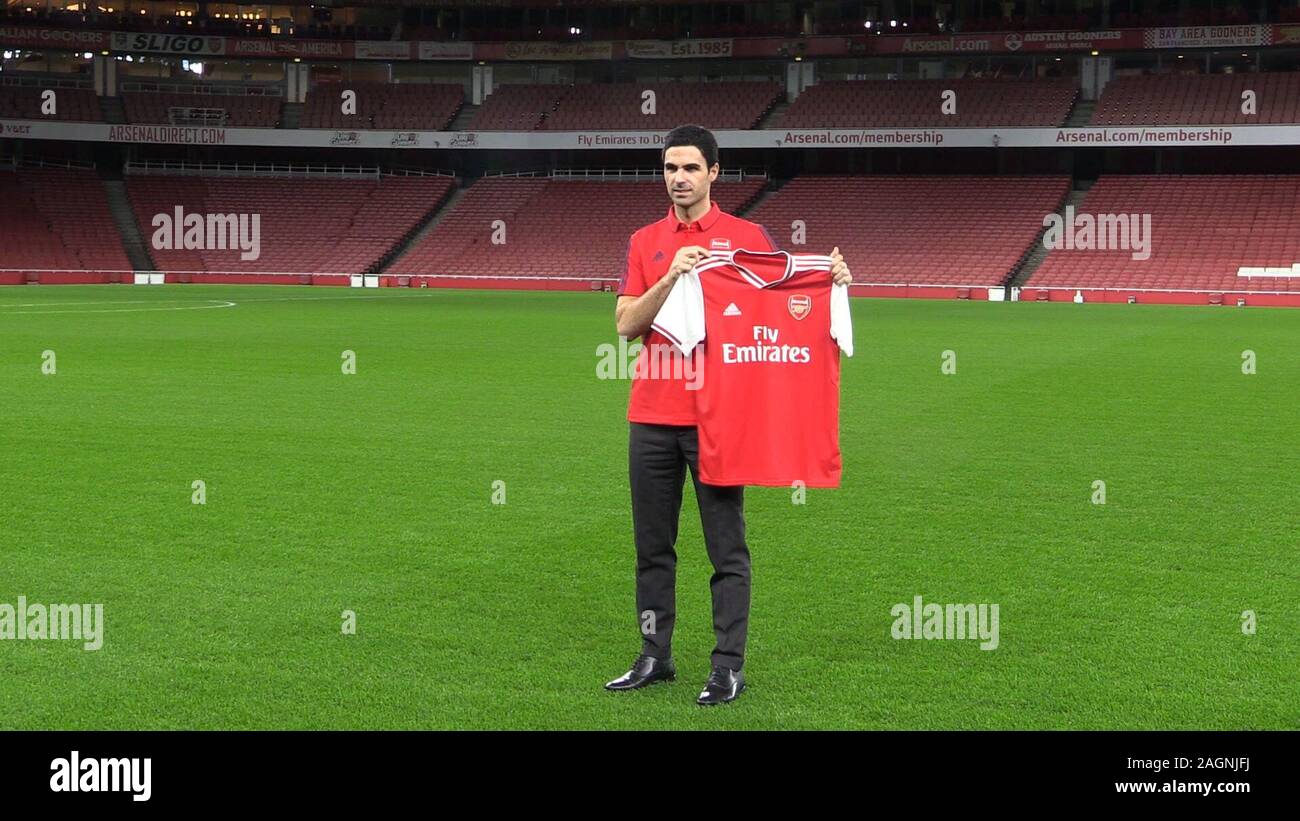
[{"xmin": 605, "ymin": 124, "xmax": 852, "ymax": 704}]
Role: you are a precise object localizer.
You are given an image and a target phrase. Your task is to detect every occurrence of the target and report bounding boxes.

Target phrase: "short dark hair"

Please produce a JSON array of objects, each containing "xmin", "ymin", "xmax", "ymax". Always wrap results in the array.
[{"xmin": 662, "ymin": 124, "xmax": 719, "ymax": 170}]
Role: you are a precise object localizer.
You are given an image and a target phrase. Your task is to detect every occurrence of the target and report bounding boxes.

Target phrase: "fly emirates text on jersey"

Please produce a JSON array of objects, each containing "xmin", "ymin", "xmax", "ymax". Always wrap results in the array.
[{"xmin": 722, "ymin": 325, "xmax": 813, "ymax": 364}]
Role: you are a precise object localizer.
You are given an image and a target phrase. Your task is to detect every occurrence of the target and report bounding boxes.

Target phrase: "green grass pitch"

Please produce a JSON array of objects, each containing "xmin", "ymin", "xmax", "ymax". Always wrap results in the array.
[{"xmin": 0, "ymin": 285, "xmax": 1296, "ymax": 730}]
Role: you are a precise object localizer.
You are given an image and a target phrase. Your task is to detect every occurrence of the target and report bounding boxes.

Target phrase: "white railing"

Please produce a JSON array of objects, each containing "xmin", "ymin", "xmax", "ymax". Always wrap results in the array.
[
  {"xmin": 0, "ymin": 74, "xmax": 93, "ymax": 90},
  {"xmin": 125, "ymin": 160, "xmax": 380, "ymax": 179},
  {"xmin": 548, "ymin": 167, "xmax": 767, "ymax": 181},
  {"xmin": 167, "ymin": 107, "xmax": 229, "ymax": 126},
  {"xmin": 1, "ymin": 156, "xmax": 95, "ymax": 170},
  {"xmin": 120, "ymin": 82, "xmax": 284, "ymax": 97},
  {"xmin": 18, "ymin": 156, "xmax": 96, "ymax": 170},
  {"xmin": 383, "ymin": 167, "xmax": 457, "ymax": 178}
]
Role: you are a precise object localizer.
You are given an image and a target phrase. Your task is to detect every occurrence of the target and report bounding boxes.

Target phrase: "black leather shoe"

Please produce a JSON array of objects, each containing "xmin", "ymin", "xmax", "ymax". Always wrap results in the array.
[
  {"xmin": 697, "ymin": 666, "xmax": 745, "ymax": 705},
  {"xmin": 604, "ymin": 654, "xmax": 676, "ymax": 691}
]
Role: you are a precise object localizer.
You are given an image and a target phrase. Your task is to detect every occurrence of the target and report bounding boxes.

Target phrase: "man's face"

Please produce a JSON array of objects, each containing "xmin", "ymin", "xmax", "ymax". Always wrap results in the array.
[{"xmin": 663, "ymin": 146, "xmax": 717, "ymax": 210}]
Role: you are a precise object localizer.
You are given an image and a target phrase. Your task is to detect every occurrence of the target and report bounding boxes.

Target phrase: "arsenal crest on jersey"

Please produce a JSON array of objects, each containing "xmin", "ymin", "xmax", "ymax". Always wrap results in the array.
[{"xmin": 787, "ymin": 294, "xmax": 812, "ymax": 320}]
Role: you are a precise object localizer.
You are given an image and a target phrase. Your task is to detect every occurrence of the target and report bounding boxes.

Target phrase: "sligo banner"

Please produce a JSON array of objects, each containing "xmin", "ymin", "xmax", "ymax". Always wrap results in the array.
[
  {"xmin": 625, "ymin": 38, "xmax": 734, "ymax": 59},
  {"xmin": 109, "ymin": 32, "xmax": 225, "ymax": 56},
  {"xmin": 1143, "ymin": 25, "xmax": 1272, "ymax": 49}
]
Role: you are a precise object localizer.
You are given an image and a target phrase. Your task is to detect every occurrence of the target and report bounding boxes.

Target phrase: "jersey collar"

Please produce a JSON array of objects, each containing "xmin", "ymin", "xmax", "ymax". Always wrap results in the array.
[
  {"xmin": 725, "ymin": 249, "xmax": 795, "ymax": 288},
  {"xmin": 668, "ymin": 200, "xmax": 721, "ymax": 233}
]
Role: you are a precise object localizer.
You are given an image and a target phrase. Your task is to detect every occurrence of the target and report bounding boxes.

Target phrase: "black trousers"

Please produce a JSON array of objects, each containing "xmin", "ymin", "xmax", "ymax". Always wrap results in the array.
[{"xmin": 628, "ymin": 422, "xmax": 750, "ymax": 671}]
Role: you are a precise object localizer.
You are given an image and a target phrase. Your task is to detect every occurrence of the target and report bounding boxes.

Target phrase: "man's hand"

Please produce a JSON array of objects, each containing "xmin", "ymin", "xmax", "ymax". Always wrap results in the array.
[
  {"xmin": 668, "ymin": 246, "xmax": 713, "ymax": 281},
  {"xmin": 615, "ymin": 246, "xmax": 713, "ymax": 339},
  {"xmin": 829, "ymin": 246, "xmax": 853, "ymax": 286}
]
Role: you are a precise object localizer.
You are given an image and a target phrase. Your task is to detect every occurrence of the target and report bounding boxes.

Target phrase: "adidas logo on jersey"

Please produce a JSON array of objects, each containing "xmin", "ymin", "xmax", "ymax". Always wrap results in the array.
[{"xmin": 723, "ymin": 303, "xmax": 742, "ymax": 317}]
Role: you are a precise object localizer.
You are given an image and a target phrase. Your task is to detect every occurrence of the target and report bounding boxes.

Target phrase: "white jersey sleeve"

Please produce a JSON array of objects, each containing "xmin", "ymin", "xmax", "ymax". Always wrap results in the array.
[
  {"xmin": 830, "ymin": 281, "xmax": 854, "ymax": 357},
  {"xmin": 649, "ymin": 268, "xmax": 706, "ymax": 355}
]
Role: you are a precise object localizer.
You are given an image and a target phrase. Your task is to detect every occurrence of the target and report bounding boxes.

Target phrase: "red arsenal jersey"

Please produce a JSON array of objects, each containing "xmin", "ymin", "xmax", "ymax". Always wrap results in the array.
[
  {"xmin": 618, "ymin": 201, "xmax": 777, "ymax": 425},
  {"xmin": 651, "ymin": 248, "xmax": 854, "ymax": 488}
]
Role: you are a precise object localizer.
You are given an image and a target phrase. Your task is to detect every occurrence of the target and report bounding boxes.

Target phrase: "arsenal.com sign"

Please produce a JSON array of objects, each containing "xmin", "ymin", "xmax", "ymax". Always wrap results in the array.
[
  {"xmin": 109, "ymin": 32, "xmax": 225, "ymax": 55},
  {"xmin": 884, "ymin": 28, "xmax": 1140, "ymax": 54}
]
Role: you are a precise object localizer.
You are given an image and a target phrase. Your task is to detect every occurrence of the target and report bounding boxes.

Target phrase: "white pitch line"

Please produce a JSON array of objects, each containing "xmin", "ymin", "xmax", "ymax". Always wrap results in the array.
[
  {"xmin": 219, "ymin": 293, "xmax": 447, "ymax": 304},
  {"xmin": 0, "ymin": 300, "xmax": 238, "ymax": 315},
  {"xmin": 0, "ymin": 298, "xmax": 224, "ymax": 308}
]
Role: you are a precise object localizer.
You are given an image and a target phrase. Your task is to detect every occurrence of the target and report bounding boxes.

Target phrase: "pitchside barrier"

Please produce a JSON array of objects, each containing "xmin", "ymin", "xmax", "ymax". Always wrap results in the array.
[{"xmin": 4, "ymin": 270, "xmax": 1300, "ymax": 307}]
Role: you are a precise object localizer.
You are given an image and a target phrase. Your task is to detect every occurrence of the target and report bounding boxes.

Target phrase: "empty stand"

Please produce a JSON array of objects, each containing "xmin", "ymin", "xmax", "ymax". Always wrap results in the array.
[
  {"xmin": 746, "ymin": 175, "xmax": 1071, "ymax": 286},
  {"xmin": 124, "ymin": 173, "xmax": 455, "ymax": 275},
  {"xmin": 1092, "ymin": 73, "xmax": 1300, "ymax": 126},
  {"xmin": 122, "ymin": 91, "xmax": 281, "ymax": 127},
  {"xmin": 301, "ymin": 82, "xmax": 463, "ymax": 130},
  {"xmin": 468, "ymin": 84, "xmax": 565, "ymax": 131},
  {"xmin": 387, "ymin": 177, "xmax": 767, "ymax": 279},
  {"xmin": 535, "ymin": 82, "xmax": 782, "ymax": 131},
  {"xmin": 0, "ymin": 86, "xmax": 102, "ymax": 122},
  {"xmin": 0, "ymin": 167, "xmax": 130, "ymax": 275},
  {"xmin": 781, "ymin": 79, "xmax": 1076, "ymax": 128},
  {"xmin": 1028, "ymin": 175, "xmax": 1300, "ymax": 292}
]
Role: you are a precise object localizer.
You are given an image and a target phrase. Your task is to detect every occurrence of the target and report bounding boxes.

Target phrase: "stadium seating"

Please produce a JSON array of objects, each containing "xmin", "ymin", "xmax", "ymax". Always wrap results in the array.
[
  {"xmin": 0, "ymin": 86, "xmax": 102, "ymax": 122},
  {"xmin": 387, "ymin": 177, "xmax": 767, "ymax": 279},
  {"xmin": 467, "ymin": 84, "xmax": 565, "ymax": 131},
  {"xmin": 0, "ymin": 167, "xmax": 130, "ymax": 274},
  {"xmin": 121, "ymin": 91, "xmax": 281, "ymax": 127},
  {"xmin": 124, "ymin": 173, "xmax": 455, "ymax": 275},
  {"xmin": 1028, "ymin": 175, "xmax": 1300, "ymax": 293},
  {"xmin": 780, "ymin": 79, "xmax": 1077, "ymax": 128},
  {"xmin": 1092, "ymin": 73, "xmax": 1300, "ymax": 126},
  {"xmin": 301, "ymin": 82, "xmax": 463, "ymax": 130},
  {"xmin": 746, "ymin": 175, "xmax": 1071, "ymax": 286},
  {"xmin": 535, "ymin": 82, "xmax": 783, "ymax": 131}
]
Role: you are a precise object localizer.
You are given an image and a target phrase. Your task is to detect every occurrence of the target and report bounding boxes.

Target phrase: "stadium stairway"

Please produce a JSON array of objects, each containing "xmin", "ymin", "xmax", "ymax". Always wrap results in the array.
[
  {"xmin": 447, "ymin": 103, "xmax": 479, "ymax": 131},
  {"xmin": 99, "ymin": 96, "xmax": 126, "ymax": 125},
  {"xmin": 734, "ymin": 177, "xmax": 787, "ymax": 226},
  {"xmin": 376, "ymin": 179, "xmax": 465, "ymax": 274},
  {"xmin": 1064, "ymin": 99, "xmax": 1096, "ymax": 128},
  {"xmin": 102, "ymin": 179, "xmax": 158, "ymax": 274},
  {"xmin": 279, "ymin": 102, "xmax": 303, "ymax": 129},
  {"xmin": 756, "ymin": 98, "xmax": 790, "ymax": 129},
  {"xmin": 1008, "ymin": 186, "xmax": 1087, "ymax": 288}
]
